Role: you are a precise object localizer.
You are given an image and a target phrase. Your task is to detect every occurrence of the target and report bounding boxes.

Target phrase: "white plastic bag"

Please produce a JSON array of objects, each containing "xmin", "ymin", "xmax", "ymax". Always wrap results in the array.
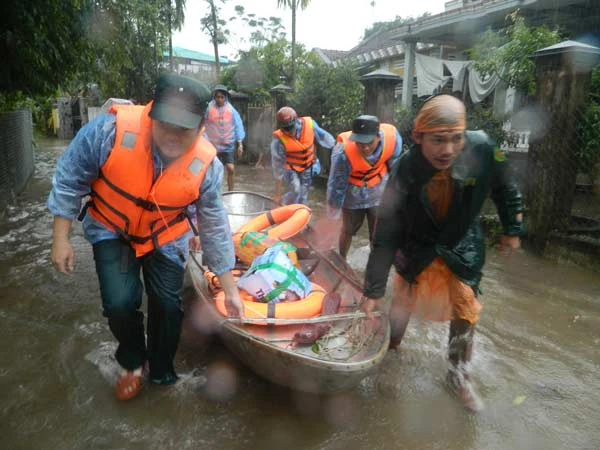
[{"xmin": 237, "ymin": 244, "xmax": 311, "ymax": 303}]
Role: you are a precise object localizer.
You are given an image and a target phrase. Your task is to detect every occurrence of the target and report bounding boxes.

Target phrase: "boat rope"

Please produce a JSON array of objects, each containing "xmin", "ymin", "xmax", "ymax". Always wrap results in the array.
[{"xmin": 313, "ymin": 316, "xmax": 376, "ymax": 361}]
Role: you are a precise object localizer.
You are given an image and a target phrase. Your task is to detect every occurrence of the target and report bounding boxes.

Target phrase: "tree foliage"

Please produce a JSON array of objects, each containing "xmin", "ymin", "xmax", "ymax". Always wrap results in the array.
[
  {"xmin": 221, "ymin": 38, "xmax": 305, "ymax": 102},
  {"xmin": 227, "ymin": 6, "xmax": 286, "ymax": 49},
  {"xmin": 275, "ymin": 0, "xmax": 311, "ymax": 88},
  {"xmin": 467, "ymin": 105, "xmax": 518, "ymax": 148},
  {"xmin": 87, "ymin": 0, "xmax": 172, "ymax": 103},
  {"xmin": 219, "ymin": 10, "xmax": 290, "ymax": 101},
  {"xmin": 0, "ymin": 0, "xmax": 184, "ymax": 111},
  {"xmin": 201, "ymin": 0, "xmax": 229, "ymax": 75},
  {"xmin": 0, "ymin": 0, "xmax": 95, "ymax": 104},
  {"xmin": 294, "ymin": 62, "xmax": 363, "ymax": 137},
  {"xmin": 469, "ymin": 11, "xmax": 561, "ymax": 94},
  {"xmin": 163, "ymin": 0, "xmax": 187, "ymax": 71}
]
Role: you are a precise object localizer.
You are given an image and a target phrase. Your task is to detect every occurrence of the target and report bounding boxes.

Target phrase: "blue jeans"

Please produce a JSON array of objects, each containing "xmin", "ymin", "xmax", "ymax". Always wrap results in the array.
[{"xmin": 93, "ymin": 239, "xmax": 184, "ymax": 384}]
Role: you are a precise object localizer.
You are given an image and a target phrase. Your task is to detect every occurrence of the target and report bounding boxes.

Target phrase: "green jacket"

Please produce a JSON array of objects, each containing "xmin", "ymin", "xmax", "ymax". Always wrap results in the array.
[{"xmin": 363, "ymin": 130, "xmax": 524, "ymax": 299}]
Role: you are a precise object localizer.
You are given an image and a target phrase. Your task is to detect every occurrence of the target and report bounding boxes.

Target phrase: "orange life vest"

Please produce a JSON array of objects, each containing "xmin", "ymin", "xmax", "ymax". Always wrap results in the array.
[
  {"xmin": 205, "ymin": 102, "xmax": 234, "ymax": 146},
  {"xmin": 87, "ymin": 103, "xmax": 216, "ymax": 257},
  {"xmin": 273, "ymin": 117, "xmax": 315, "ymax": 172},
  {"xmin": 338, "ymin": 123, "xmax": 397, "ymax": 187}
]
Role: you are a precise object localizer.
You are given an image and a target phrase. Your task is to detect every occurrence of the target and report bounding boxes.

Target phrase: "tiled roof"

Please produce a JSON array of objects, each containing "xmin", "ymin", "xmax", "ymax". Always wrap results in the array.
[
  {"xmin": 319, "ymin": 0, "xmax": 594, "ymax": 66},
  {"xmin": 311, "ymin": 48, "xmax": 349, "ymax": 65}
]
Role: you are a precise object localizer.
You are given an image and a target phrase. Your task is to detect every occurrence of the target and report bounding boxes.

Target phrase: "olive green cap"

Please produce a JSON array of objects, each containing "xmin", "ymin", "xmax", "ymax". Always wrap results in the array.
[{"xmin": 149, "ymin": 74, "xmax": 211, "ymax": 129}]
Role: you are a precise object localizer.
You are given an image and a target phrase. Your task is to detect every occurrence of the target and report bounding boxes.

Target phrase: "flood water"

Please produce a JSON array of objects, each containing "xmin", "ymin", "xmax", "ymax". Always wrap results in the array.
[{"xmin": 1, "ymin": 138, "xmax": 599, "ymax": 450}]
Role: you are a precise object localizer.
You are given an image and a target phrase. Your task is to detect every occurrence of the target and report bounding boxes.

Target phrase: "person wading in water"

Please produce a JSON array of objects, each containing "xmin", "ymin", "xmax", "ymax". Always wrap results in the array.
[
  {"xmin": 48, "ymin": 74, "xmax": 243, "ymax": 401},
  {"xmin": 361, "ymin": 95, "xmax": 524, "ymax": 411}
]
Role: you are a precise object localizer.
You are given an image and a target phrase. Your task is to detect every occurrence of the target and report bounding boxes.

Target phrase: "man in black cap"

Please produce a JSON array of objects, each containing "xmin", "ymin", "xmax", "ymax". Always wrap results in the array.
[
  {"xmin": 324, "ymin": 115, "xmax": 402, "ymax": 258},
  {"xmin": 204, "ymin": 84, "xmax": 246, "ymax": 191},
  {"xmin": 48, "ymin": 73, "xmax": 243, "ymax": 401}
]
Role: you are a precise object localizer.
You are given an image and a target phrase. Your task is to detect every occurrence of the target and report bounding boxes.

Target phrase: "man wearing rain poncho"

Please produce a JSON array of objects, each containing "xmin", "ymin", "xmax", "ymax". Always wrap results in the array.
[{"xmin": 361, "ymin": 95, "xmax": 524, "ymax": 412}]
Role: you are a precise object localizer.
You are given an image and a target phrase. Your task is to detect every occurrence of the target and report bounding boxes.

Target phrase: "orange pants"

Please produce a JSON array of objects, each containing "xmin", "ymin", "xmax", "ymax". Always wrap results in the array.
[{"xmin": 393, "ymin": 257, "xmax": 482, "ymax": 324}]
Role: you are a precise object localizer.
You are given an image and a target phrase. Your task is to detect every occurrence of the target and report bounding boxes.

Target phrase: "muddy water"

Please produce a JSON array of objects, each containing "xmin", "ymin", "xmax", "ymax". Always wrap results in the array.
[{"xmin": 1, "ymin": 138, "xmax": 599, "ymax": 450}]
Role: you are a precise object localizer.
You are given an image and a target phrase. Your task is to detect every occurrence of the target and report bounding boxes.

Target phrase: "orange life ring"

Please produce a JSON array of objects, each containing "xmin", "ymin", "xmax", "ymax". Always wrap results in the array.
[
  {"xmin": 236, "ymin": 204, "xmax": 311, "ymax": 240},
  {"xmin": 203, "ymin": 269, "xmax": 244, "ymax": 292},
  {"xmin": 214, "ymin": 282, "xmax": 326, "ymax": 324}
]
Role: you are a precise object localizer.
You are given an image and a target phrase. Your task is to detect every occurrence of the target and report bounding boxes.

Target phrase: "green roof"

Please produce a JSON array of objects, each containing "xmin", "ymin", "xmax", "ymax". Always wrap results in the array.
[{"xmin": 163, "ymin": 46, "xmax": 229, "ymax": 64}]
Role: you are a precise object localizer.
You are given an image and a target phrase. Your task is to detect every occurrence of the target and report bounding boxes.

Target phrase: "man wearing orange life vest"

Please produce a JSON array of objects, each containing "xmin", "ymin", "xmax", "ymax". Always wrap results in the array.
[
  {"xmin": 271, "ymin": 106, "xmax": 335, "ymax": 205},
  {"xmin": 326, "ymin": 115, "xmax": 402, "ymax": 258},
  {"xmin": 48, "ymin": 74, "xmax": 243, "ymax": 401},
  {"xmin": 204, "ymin": 84, "xmax": 246, "ymax": 191}
]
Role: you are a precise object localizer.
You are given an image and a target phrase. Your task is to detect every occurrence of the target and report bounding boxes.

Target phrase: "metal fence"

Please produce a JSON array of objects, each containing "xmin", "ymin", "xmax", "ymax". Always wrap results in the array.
[
  {"xmin": 571, "ymin": 101, "xmax": 600, "ymax": 223},
  {"xmin": 0, "ymin": 109, "xmax": 34, "ymax": 212},
  {"xmin": 523, "ymin": 79, "xmax": 600, "ymax": 263},
  {"xmin": 246, "ymin": 106, "xmax": 273, "ymax": 164}
]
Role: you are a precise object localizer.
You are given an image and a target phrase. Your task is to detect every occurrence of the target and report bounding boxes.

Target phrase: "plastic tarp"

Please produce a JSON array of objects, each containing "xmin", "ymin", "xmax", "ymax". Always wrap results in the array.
[{"xmin": 237, "ymin": 245, "xmax": 311, "ymax": 303}]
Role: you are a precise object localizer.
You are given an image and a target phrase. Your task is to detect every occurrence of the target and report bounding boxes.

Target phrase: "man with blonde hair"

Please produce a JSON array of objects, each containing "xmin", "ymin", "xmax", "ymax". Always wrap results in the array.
[{"xmin": 361, "ymin": 95, "xmax": 524, "ymax": 411}]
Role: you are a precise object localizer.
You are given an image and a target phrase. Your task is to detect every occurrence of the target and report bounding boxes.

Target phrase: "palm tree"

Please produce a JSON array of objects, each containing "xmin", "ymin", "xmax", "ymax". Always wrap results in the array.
[{"xmin": 276, "ymin": 0, "xmax": 311, "ymax": 88}]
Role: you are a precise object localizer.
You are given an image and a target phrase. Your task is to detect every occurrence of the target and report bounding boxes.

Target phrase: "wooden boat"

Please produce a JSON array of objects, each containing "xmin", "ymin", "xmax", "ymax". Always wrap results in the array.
[{"xmin": 186, "ymin": 191, "xmax": 389, "ymax": 393}]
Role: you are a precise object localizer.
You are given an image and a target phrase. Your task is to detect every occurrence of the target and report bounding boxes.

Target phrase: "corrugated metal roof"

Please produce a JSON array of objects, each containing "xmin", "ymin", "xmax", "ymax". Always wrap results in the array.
[{"xmin": 163, "ymin": 46, "xmax": 229, "ymax": 64}]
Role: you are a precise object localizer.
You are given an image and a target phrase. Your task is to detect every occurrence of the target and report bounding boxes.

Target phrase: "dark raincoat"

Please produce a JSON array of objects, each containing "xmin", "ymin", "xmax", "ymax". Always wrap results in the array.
[{"xmin": 363, "ymin": 130, "xmax": 524, "ymax": 298}]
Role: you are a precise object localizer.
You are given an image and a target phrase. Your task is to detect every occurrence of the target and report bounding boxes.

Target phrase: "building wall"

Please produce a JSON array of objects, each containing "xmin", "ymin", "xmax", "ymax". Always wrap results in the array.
[{"xmin": 160, "ymin": 57, "xmax": 226, "ymax": 85}]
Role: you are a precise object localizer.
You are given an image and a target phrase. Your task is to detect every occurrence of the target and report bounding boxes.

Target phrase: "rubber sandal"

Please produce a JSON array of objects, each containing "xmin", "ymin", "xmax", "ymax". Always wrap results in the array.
[
  {"xmin": 115, "ymin": 369, "xmax": 143, "ymax": 401},
  {"xmin": 446, "ymin": 370, "xmax": 485, "ymax": 412}
]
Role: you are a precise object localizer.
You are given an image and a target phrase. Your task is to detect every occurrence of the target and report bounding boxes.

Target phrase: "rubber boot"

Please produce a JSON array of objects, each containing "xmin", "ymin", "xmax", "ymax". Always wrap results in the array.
[{"xmin": 447, "ymin": 319, "xmax": 484, "ymax": 412}]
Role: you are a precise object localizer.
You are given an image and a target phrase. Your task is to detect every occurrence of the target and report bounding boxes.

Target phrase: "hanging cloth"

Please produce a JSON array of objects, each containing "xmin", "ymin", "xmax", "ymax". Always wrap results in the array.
[
  {"xmin": 415, "ymin": 53, "xmax": 448, "ymax": 97},
  {"xmin": 467, "ymin": 66, "xmax": 500, "ymax": 104}
]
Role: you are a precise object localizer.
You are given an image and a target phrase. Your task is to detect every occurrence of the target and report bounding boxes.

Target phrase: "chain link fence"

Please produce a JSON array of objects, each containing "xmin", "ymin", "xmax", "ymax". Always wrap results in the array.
[
  {"xmin": 550, "ymin": 95, "xmax": 600, "ymax": 264},
  {"xmin": 522, "ymin": 61, "xmax": 600, "ymax": 267},
  {"xmin": 246, "ymin": 106, "xmax": 273, "ymax": 166},
  {"xmin": 0, "ymin": 109, "xmax": 34, "ymax": 212},
  {"xmin": 572, "ymin": 97, "xmax": 600, "ymax": 222}
]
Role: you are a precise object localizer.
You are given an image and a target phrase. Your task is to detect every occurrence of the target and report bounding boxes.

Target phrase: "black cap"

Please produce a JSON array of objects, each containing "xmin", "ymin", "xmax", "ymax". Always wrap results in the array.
[
  {"xmin": 349, "ymin": 115, "xmax": 380, "ymax": 144},
  {"xmin": 212, "ymin": 84, "xmax": 229, "ymax": 96},
  {"xmin": 149, "ymin": 74, "xmax": 211, "ymax": 129}
]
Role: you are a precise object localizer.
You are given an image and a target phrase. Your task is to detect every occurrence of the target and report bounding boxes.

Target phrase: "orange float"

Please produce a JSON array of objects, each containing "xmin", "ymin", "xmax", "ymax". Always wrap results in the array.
[
  {"xmin": 236, "ymin": 204, "xmax": 311, "ymax": 240},
  {"xmin": 213, "ymin": 279, "xmax": 326, "ymax": 324},
  {"xmin": 232, "ymin": 231, "xmax": 298, "ymax": 267},
  {"xmin": 203, "ymin": 268, "xmax": 244, "ymax": 291}
]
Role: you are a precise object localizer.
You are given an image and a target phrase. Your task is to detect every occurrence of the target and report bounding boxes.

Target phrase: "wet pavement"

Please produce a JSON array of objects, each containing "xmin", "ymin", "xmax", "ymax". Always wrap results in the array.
[{"xmin": 0, "ymin": 138, "xmax": 599, "ymax": 450}]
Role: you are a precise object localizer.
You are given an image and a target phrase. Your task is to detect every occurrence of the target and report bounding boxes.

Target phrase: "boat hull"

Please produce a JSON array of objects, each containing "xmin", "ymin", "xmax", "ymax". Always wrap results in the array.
[{"xmin": 186, "ymin": 191, "xmax": 390, "ymax": 393}]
